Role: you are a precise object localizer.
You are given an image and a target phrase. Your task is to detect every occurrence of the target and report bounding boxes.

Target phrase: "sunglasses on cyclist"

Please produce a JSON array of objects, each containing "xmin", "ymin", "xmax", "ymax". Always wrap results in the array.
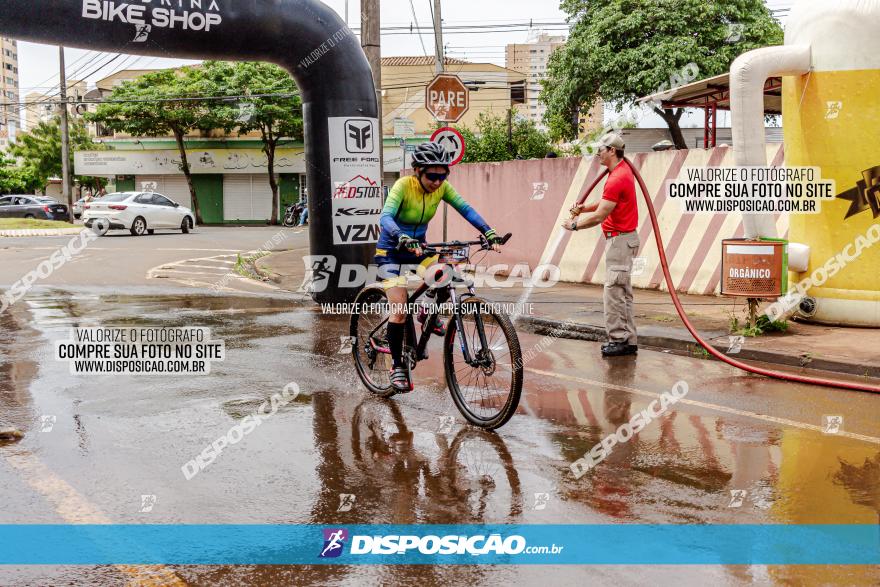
[{"xmin": 423, "ymin": 172, "xmax": 448, "ymax": 182}]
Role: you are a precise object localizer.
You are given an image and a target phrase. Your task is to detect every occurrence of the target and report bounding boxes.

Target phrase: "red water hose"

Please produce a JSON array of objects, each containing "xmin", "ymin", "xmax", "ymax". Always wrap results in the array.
[{"xmin": 576, "ymin": 157, "xmax": 880, "ymax": 394}]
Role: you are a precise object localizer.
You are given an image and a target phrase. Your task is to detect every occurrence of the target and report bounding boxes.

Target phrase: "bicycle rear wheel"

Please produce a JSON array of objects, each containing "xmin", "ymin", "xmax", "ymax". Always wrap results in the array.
[
  {"xmin": 350, "ymin": 285, "xmax": 396, "ymax": 397},
  {"xmin": 444, "ymin": 297, "xmax": 523, "ymax": 429}
]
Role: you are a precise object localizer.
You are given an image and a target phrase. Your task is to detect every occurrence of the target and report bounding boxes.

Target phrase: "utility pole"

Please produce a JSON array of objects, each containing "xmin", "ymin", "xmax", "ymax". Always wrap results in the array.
[
  {"xmin": 58, "ymin": 46, "xmax": 73, "ymax": 222},
  {"xmin": 361, "ymin": 0, "xmax": 383, "ymax": 179},
  {"xmin": 433, "ymin": 0, "xmax": 449, "ymax": 238},
  {"xmin": 345, "ymin": 0, "xmax": 349, "ymax": 25},
  {"xmin": 433, "ymin": 0, "xmax": 444, "ymax": 75}
]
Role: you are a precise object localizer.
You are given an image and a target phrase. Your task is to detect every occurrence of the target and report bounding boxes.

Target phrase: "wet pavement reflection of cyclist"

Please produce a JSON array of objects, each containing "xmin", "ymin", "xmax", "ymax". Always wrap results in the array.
[{"xmin": 349, "ymin": 396, "xmax": 524, "ymax": 524}]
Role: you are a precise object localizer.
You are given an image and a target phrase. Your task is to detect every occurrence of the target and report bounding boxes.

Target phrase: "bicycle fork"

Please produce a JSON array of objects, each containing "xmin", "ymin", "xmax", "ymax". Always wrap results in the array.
[{"xmin": 449, "ymin": 288, "xmax": 491, "ymax": 368}]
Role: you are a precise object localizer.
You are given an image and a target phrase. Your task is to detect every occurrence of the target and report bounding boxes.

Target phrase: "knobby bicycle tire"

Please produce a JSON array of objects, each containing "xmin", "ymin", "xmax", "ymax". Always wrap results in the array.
[{"xmin": 444, "ymin": 297, "xmax": 523, "ymax": 429}]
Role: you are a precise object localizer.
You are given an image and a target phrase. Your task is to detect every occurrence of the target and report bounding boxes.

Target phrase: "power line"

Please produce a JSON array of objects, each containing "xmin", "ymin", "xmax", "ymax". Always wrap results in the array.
[
  {"xmin": 1, "ymin": 92, "xmax": 301, "ymax": 108},
  {"xmin": 21, "ymin": 49, "xmax": 99, "ymax": 94},
  {"xmin": 32, "ymin": 52, "xmax": 121, "ymax": 105},
  {"xmin": 407, "ymin": 0, "xmax": 430, "ymax": 59},
  {"xmin": 348, "ymin": 20, "xmax": 569, "ymax": 32}
]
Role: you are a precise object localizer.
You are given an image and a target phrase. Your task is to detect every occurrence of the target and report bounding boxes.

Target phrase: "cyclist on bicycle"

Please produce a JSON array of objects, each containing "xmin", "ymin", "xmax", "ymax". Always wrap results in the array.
[{"xmin": 376, "ymin": 141, "xmax": 504, "ymax": 392}]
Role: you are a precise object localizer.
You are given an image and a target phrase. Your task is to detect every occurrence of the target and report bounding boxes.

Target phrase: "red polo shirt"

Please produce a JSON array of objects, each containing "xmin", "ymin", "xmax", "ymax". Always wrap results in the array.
[{"xmin": 601, "ymin": 161, "xmax": 638, "ymax": 234}]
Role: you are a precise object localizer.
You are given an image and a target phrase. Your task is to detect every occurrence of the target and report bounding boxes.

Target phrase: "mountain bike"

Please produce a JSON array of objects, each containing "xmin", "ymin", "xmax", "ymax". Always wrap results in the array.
[{"xmin": 350, "ymin": 233, "xmax": 523, "ymax": 430}]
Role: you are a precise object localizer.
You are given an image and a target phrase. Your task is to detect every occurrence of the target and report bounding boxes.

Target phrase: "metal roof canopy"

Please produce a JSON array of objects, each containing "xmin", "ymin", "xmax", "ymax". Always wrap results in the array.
[{"xmin": 637, "ymin": 73, "xmax": 782, "ymax": 148}]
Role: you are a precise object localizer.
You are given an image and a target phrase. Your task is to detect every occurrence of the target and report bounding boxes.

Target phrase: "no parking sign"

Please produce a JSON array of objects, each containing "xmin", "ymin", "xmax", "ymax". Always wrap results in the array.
[{"xmin": 430, "ymin": 127, "xmax": 466, "ymax": 166}]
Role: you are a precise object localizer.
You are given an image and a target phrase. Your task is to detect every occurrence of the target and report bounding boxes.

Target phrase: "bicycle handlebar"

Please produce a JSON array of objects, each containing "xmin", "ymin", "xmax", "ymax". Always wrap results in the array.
[{"xmin": 422, "ymin": 232, "xmax": 513, "ymax": 254}]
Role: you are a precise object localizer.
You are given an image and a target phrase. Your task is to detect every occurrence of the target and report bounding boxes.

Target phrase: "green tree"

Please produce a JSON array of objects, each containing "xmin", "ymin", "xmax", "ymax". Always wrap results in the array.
[
  {"xmin": 541, "ymin": 0, "xmax": 783, "ymax": 147},
  {"xmin": 0, "ymin": 155, "xmax": 41, "ymax": 194},
  {"xmin": 10, "ymin": 117, "xmax": 107, "ymax": 200},
  {"xmin": 86, "ymin": 67, "xmax": 218, "ymax": 224},
  {"xmin": 203, "ymin": 61, "xmax": 303, "ymax": 224},
  {"xmin": 457, "ymin": 110, "xmax": 552, "ymax": 163}
]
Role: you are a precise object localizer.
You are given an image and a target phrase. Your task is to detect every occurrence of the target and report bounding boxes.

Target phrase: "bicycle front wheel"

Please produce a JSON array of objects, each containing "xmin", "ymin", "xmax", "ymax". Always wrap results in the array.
[
  {"xmin": 350, "ymin": 285, "xmax": 396, "ymax": 398},
  {"xmin": 444, "ymin": 297, "xmax": 523, "ymax": 429}
]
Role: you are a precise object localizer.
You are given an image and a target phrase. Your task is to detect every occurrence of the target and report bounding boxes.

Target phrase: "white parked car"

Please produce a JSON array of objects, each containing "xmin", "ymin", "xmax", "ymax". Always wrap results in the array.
[
  {"xmin": 82, "ymin": 191, "xmax": 195, "ymax": 236},
  {"xmin": 72, "ymin": 197, "xmax": 89, "ymax": 219}
]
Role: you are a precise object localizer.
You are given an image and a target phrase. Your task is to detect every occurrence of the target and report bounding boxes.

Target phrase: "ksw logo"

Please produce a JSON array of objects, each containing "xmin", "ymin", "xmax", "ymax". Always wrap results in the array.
[
  {"xmin": 345, "ymin": 119, "xmax": 374, "ymax": 153},
  {"xmin": 335, "ymin": 208, "xmax": 382, "ymax": 216}
]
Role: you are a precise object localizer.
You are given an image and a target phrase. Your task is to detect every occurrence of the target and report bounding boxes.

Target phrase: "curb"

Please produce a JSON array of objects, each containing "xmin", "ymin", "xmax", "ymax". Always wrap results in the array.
[
  {"xmin": 517, "ymin": 316, "xmax": 879, "ymax": 380},
  {"xmin": 233, "ymin": 253, "xmax": 272, "ymax": 284},
  {"xmin": 0, "ymin": 228, "xmax": 84, "ymax": 237},
  {"xmin": 253, "ymin": 257, "xmax": 283, "ymax": 284}
]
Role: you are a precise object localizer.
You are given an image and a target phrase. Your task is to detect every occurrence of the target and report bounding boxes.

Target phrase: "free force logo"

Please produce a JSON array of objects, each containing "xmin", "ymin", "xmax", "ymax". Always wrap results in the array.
[
  {"xmin": 345, "ymin": 119, "xmax": 375, "ymax": 153},
  {"xmin": 319, "ymin": 528, "xmax": 348, "ymax": 558}
]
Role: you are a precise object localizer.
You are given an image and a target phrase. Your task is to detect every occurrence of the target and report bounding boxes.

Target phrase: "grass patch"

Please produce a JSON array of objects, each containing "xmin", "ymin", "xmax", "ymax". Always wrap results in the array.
[
  {"xmin": 729, "ymin": 314, "xmax": 789, "ymax": 337},
  {"xmin": 648, "ymin": 314, "xmax": 677, "ymax": 323},
  {"xmin": 690, "ymin": 345, "xmax": 711, "ymax": 359},
  {"xmin": 234, "ymin": 251, "xmax": 271, "ymax": 281},
  {"xmin": 0, "ymin": 218, "xmax": 78, "ymax": 230}
]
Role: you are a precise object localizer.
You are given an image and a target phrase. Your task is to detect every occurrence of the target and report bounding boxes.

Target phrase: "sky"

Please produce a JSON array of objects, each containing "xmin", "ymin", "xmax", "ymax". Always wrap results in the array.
[
  {"xmin": 14, "ymin": 0, "xmax": 795, "ymax": 131},
  {"xmin": 17, "ymin": 1, "xmax": 566, "ymax": 92}
]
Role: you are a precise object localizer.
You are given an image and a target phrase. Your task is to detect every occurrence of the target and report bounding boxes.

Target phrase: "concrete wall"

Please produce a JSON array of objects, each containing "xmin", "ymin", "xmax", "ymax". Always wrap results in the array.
[{"xmin": 428, "ymin": 145, "xmax": 787, "ymax": 295}]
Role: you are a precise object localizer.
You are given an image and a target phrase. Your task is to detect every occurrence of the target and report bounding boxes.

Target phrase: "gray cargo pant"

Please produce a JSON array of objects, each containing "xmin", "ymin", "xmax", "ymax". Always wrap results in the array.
[{"xmin": 603, "ymin": 231, "xmax": 640, "ymax": 345}]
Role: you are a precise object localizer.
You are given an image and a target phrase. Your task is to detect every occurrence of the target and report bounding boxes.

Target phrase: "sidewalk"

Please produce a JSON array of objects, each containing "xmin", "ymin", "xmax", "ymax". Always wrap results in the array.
[{"xmin": 257, "ymin": 250, "xmax": 880, "ymax": 379}]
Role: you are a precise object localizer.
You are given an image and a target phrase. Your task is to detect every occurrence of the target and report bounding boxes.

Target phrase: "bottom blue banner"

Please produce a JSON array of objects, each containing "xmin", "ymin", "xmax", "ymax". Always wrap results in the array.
[{"xmin": 0, "ymin": 524, "xmax": 877, "ymax": 565}]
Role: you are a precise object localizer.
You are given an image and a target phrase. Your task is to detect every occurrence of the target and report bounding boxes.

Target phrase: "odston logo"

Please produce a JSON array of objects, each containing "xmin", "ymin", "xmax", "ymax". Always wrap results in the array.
[
  {"xmin": 333, "ymin": 175, "xmax": 382, "ymax": 200},
  {"xmin": 319, "ymin": 528, "xmax": 348, "ymax": 558}
]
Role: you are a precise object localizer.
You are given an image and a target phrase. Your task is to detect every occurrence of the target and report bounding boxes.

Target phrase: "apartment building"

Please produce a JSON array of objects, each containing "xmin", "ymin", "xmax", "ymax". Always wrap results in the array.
[
  {"xmin": 0, "ymin": 37, "xmax": 19, "ymax": 151},
  {"xmin": 24, "ymin": 80, "xmax": 90, "ymax": 133},
  {"xmin": 505, "ymin": 33, "xmax": 603, "ymax": 135}
]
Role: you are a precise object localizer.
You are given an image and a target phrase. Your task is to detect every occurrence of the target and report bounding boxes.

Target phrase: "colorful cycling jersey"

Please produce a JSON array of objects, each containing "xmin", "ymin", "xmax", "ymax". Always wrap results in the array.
[{"xmin": 377, "ymin": 175, "xmax": 490, "ymax": 251}]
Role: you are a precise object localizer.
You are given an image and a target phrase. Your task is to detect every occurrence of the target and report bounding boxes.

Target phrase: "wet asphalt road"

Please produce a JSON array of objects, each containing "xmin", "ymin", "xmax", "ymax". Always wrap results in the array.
[{"xmin": 1, "ymin": 229, "xmax": 879, "ymax": 585}]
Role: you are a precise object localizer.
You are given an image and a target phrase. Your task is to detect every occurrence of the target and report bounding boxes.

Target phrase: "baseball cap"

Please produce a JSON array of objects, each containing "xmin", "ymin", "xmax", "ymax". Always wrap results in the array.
[{"xmin": 598, "ymin": 133, "xmax": 625, "ymax": 150}]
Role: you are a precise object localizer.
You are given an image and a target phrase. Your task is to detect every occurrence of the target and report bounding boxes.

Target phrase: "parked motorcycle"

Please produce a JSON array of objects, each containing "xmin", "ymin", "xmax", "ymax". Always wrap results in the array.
[{"xmin": 283, "ymin": 202, "xmax": 305, "ymax": 227}]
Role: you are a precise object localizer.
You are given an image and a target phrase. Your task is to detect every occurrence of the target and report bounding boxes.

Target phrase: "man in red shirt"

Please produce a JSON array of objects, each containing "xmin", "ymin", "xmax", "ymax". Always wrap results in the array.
[{"xmin": 563, "ymin": 133, "xmax": 640, "ymax": 357}]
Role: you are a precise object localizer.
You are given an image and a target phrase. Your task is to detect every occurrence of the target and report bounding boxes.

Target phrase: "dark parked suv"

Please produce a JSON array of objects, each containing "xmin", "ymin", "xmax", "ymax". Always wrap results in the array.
[{"xmin": 0, "ymin": 195, "xmax": 69, "ymax": 220}]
